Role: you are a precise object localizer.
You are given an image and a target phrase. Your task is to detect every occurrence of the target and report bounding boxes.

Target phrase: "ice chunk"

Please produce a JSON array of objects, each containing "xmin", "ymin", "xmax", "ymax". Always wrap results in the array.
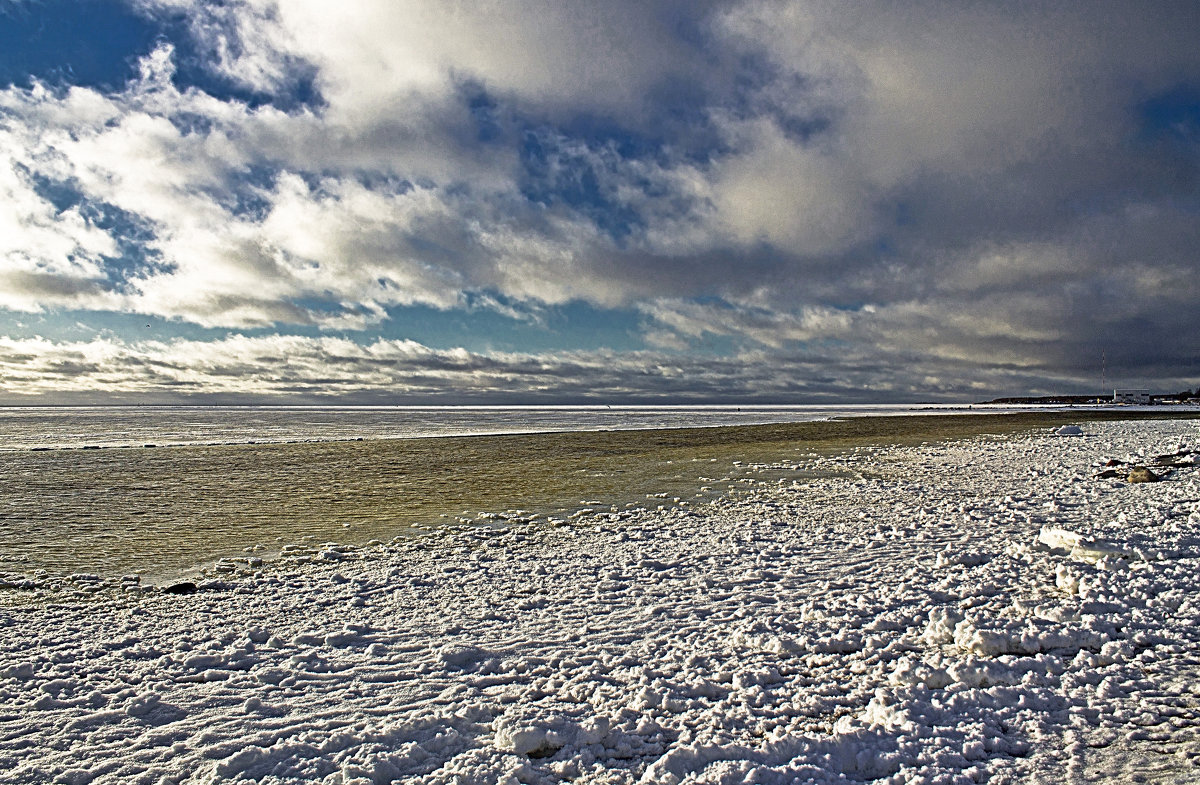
[
  {"xmin": 1037, "ymin": 526, "xmax": 1142, "ymax": 564},
  {"xmin": 123, "ymin": 692, "xmax": 160, "ymax": 717},
  {"xmin": 492, "ymin": 714, "xmax": 608, "ymax": 758},
  {"xmin": 437, "ymin": 644, "xmax": 491, "ymax": 670},
  {"xmin": 922, "ymin": 607, "xmax": 965, "ymax": 646},
  {"xmin": 55, "ymin": 769, "xmax": 94, "ymax": 785},
  {"xmin": 934, "ymin": 550, "xmax": 991, "ymax": 568},
  {"xmin": 2, "ymin": 662, "xmax": 35, "ymax": 680},
  {"xmin": 953, "ymin": 617, "xmax": 1106, "ymax": 657},
  {"xmin": 494, "ymin": 726, "xmax": 563, "ymax": 757},
  {"xmin": 1038, "ymin": 527, "xmax": 1084, "ymax": 552},
  {"xmin": 214, "ymin": 746, "xmax": 272, "ymax": 779}
]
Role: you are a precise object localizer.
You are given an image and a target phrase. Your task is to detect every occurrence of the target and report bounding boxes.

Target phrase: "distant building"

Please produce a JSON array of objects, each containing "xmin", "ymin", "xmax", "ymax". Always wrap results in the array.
[{"xmin": 1113, "ymin": 389, "xmax": 1151, "ymax": 404}]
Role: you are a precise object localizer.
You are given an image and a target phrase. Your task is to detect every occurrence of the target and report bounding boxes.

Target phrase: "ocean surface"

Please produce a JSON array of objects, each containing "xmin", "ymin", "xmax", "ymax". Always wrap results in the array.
[{"xmin": 0, "ymin": 404, "xmax": 1026, "ymax": 583}]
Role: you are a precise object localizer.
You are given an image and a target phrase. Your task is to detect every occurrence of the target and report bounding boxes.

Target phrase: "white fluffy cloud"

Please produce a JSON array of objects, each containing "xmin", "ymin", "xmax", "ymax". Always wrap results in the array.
[
  {"xmin": 139, "ymin": 0, "xmax": 706, "ymax": 114},
  {"xmin": 0, "ymin": 164, "xmax": 120, "ymax": 312},
  {"xmin": 0, "ymin": 39, "xmax": 700, "ymax": 327}
]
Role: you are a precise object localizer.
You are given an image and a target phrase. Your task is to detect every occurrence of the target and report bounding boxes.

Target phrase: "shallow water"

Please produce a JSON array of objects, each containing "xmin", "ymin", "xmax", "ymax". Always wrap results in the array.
[
  {"xmin": 0, "ymin": 404, "xmax": 969, "ymax": 450},
  {"xmin": 0, "ymin": 405, "xmax": 934, "ymax": 581},
  {"xmin": 0, "ymin": 426, "xmax": 845, "ymax": 582},
  {"xmin": 0, "ymin": 405, "xmax": 1161, "ymax": 583}
]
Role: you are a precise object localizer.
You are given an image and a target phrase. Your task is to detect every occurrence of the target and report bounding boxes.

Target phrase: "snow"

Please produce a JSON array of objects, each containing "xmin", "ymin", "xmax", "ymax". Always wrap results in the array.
[{"xmin": 3, "ymin": 419, "xmax": 1200, "ymax": 784}]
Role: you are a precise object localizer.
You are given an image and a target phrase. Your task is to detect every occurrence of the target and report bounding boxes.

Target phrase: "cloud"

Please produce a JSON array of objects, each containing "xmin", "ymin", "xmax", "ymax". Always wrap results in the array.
[
  {"xmin": 639, "ymin": 298, "xmax": 856, "ymax": 349},
  {"xmin": 0, "ymin": 87, "xmax": 122, "ymax": 312},
  {"xmin": 1, "ymin": 47, "xmax": 509, "ymax": 327},
  {"xmin": 11, "ymin": 325, "xmax": 1196, "ymax": 405},
  {"xmin": 1, "ymin": 41, "xmax": 708, "ymax": 327},
  {"xmin": 0, "ymin": 1, "xmax": 1198, "ymax": 399},
  {"xmin": 0, "ymin": 333, "xmax": 1120, "ymax": 404},
  {"xmin": 138, "ymin": 0, "xmax": 713, "ymax": 114}
]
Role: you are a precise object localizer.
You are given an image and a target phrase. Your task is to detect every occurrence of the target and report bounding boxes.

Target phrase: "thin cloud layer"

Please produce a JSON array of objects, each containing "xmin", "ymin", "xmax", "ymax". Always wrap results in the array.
[
  {"xmin": 1, "ymin": 1, "xmax": 1197, "ymax": 401},
  {"xmin": 6, "ymin": 333, "xmax": 1159, "ymax": 405}
]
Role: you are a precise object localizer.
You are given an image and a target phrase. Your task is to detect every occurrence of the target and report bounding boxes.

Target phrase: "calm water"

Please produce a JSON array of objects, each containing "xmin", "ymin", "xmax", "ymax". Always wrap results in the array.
[
  {"xmin": 0, "ymin": 404, "xmax": 967, "ymax": 450},
  {"xmin": 0, "ymin": 405, "xmax": 1015, "ymax": 583}
]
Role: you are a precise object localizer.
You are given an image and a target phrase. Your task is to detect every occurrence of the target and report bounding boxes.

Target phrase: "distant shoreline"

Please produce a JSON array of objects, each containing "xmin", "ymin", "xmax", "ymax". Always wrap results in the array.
[{"xmin": 983, "ymin": 395, "xmax": 1200, "ymax": 405}]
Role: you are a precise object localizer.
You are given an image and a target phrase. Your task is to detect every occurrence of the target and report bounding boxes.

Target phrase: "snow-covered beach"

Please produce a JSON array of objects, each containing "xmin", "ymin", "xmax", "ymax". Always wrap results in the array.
[{"xmin": 3, "ymin": 416, "xmax": 1200, "ymax": 784}]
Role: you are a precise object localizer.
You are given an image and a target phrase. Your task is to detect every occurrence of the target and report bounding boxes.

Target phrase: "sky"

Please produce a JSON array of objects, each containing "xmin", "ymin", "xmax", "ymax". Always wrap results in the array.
[{"xmin": 1, "ymin": 0, "xmax": 1198, "ymax": 404}]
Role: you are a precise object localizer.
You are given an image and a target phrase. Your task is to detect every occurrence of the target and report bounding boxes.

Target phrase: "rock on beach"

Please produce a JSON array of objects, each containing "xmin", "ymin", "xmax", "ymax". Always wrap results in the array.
[{"xmin": 1126, "ymin": 465, "xmax": 1159, "ymax": 483}]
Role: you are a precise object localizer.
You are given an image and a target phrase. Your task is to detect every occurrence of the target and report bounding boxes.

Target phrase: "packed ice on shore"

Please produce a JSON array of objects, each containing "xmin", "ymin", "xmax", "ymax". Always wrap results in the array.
[{"xmin": 2, "ymin": 419, "xmax": 1200, "ymax": 784}]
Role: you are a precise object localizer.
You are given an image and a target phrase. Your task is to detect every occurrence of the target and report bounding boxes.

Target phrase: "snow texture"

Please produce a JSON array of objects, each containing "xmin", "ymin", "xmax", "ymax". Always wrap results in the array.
[{"xmin": 3, "ymin": 419, "xmax": 1200, "ymax": 784}]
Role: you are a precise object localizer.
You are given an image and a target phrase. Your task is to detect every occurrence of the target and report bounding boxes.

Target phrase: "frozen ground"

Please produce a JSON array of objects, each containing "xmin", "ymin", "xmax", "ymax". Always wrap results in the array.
[{"xmin": 2, "ymin": 418, "xmax": 1200, "ymax": 784}]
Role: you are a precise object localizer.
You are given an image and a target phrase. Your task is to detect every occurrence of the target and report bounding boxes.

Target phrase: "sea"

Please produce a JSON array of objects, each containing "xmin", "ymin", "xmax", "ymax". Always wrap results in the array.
[{"xmin": 0, "ymin": 404, "xmax": 1009, "ymax": 584}]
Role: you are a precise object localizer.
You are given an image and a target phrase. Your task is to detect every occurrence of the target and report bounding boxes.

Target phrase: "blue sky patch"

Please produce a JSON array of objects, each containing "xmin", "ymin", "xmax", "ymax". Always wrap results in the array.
[{"xmin": 0, "ymin": 0, "xmax": 159, "ymax": 91}]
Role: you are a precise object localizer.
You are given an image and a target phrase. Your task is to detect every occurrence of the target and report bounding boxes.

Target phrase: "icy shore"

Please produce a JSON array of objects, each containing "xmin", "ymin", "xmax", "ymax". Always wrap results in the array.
[{"xmin": 3, "ymin": 418, "xmax": 1200, "ymax": 784}]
